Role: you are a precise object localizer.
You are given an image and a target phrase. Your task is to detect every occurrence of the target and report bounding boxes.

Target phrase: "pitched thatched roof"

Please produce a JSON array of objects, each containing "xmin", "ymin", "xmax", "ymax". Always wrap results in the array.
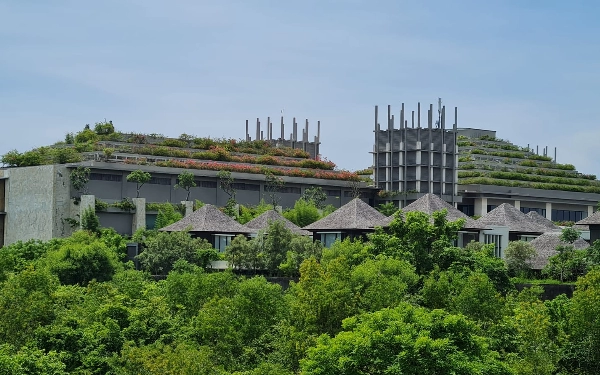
[
  {"xmin": 476, "ymin": 203, "xmax": 546, "ymax": 233},
  {"xmin": 576, "ymin": 210, "xmax": 600, "ymax": 225},
  {"xmin": 375, "ymin": 194, "xmax": 480, "ymax": 229},
  {"xmin": 244, "ymin": 210, "xmax": 310, "ymax": 236},
  {"xmin": 528, "ymin": 232, "xmax": 590, "ymax": 270},
  {"xmin": 526, "ymin": 211, "xmax": 561, "ymax": 232},
  {"xmin": 303, "ymin": 198, "xmax": 386, "ymax": 231},
  {"xmin": 160, "ymin": 204, "xmax": 252, "ymax": 233}
]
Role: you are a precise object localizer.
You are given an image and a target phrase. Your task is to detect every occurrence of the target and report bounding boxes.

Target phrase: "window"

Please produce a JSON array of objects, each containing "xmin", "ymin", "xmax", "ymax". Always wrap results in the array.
[
  {"xmin": 149, "ymin": 176, "xmax": 171, "ymax": 185},
  {"xmin": 231, "ymin": 183, "xmax": 260, "ymax": 191},
  {"xmin": 484, "ymin": 234, "xmax": 503, "ymax": 258},
  {"xmin": 520, "ymin": 207, "xmax": 546, "ymax": 217},
  {"xmin": 551, "ymin": 210, "xmax": 584, "ymax": 222},
  {"xmin": 89, "ymin": 173, "xmax": 122, "ymax": 182},
  {"xmin": 325, "ymin": 189, "xmax": 340, "ymax": 197},
  {"xmin": 518, "ymin": 235, "xmax": 537, "ymax": 242},
  {"xmin": 197, "ymin": 180, "xmax": 217, "ymax": 188},
  {"xmin": 343, "ymin": 191, "xmax": 370, "ymax": 198},
  {"xmin": 265, "ymin": 186, "xmax": 301, "ymax": 194},
  {"xmin": 213, "ymin": 234, "xmax": 233, "ymax": 253},
  {"xmin": 318, "ymin": 232, "xmax": 342, "ymax": 248},
  {"xmin": 458, "ymin": 204, "xmax": 474, "ymax": 217},
  {"xmin": 487, "ymin": 204, "xmax": 498, "ymax": 212}
]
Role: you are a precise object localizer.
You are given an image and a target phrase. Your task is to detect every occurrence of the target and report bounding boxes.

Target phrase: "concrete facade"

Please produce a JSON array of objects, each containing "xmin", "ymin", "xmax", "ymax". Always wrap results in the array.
[
  {"xmin": 1, "ymin": 161, "xmax": 376, "ymax": 245},
  {"xmin": 372, "ymin": 102, "xmax": 461, "ymax": 207},
  {"xmin": 3, "ymin": 165, "xmax": 74, "ymax": 244}
]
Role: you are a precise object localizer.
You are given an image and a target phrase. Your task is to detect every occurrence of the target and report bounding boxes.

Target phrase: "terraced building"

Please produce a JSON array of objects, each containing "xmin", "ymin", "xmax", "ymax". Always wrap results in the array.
[
  {"xmin": 373, "ymin": 102, "xmax": 600, "ymax": 222},
  {"xmin": 0, "ymin": 121, "xmax": 375, "ymax": 246},
  {"xmin": 455, "ymin": 128, "xmax": 599, "ymax": 221}
]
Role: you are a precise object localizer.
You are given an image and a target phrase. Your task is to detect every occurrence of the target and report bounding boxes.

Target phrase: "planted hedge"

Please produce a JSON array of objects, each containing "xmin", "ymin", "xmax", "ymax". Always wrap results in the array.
[
  {"xmin": 459, "ymin": 177, "xmax": 600, "ymax": 194},
  {"xmin": 142, "ymin": 158, "xmax": 361, "ymax": 181}
]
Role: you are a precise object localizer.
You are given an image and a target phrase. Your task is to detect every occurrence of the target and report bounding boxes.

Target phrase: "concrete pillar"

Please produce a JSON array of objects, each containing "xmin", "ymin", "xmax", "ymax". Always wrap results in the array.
[
  {"xmin": 474, "ymin": 197, "xmax": 488, "ymax": 217},
  {"xmin": 79, "ymin": 195, "xmax": 95, "ymax": 229},
  {"xmin": 182, "ymin": 201, "xmax": 194, "ymax": 217},
  {"xmin": 588, "ymin": 205, "xmax": 594, "ymax": 218},
  {"xmin": 514, "ymin": 200, "xmax": 521, "ymax": 210},
  {"xmin": 132, "ymin": 198, "xmax": 146, "ymax": 232},
  {"xmin": 545, "ymin": 202, "xmax": 552, "ymax": 220}
]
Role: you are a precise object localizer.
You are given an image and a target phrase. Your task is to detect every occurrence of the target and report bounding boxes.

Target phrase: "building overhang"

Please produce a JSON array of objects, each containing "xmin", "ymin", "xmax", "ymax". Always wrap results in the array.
[
  {"xmin": 458, "ymin": 184, "xmax": 600, "ymax": 206},
  {"xmin": 66, "ymin": 161, "xmax": 378, "ymax": 191}
]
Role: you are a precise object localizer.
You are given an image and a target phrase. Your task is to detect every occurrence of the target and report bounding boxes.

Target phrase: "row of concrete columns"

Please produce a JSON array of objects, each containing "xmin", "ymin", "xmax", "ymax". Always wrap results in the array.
[
  {"xmin": 79, "ymin": 195, "xmax": 194, "ymax": 233},
  {"xmin": 473, "ymin": 197, "xmax": 594, "ymax": 220}
]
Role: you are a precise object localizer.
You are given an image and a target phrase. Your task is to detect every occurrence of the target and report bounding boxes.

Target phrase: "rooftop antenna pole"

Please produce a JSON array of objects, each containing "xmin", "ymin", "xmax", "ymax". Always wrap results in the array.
[{"xmin": 437, "ymin": 97, "xmax": 442, "ymax": 128}]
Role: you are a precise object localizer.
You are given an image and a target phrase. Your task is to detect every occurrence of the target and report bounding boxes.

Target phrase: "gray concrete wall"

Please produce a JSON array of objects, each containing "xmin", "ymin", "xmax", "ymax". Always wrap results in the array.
[
  {"xmin": 80, "ymin": 163, "xmax": 376, "ymax": 210},
  {"xmin": 5, "ymin": 165, "xmax": 56, "ymax": 244},
  {"xmin": 98, "ymin": 212, "xmax": 133, "ymax": 235}
]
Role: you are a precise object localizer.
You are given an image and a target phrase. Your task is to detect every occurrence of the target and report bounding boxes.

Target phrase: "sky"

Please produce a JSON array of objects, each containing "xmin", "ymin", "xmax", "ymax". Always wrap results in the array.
[{"xmin": 1, "ymin": 1, "xmax": 599, "ymax": 176}]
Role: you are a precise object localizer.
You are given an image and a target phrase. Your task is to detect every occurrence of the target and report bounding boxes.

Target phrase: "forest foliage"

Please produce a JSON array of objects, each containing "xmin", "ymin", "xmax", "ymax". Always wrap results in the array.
[{"xmin": 1, "ymin": 210, "xmax": 600, "ymax": 374}]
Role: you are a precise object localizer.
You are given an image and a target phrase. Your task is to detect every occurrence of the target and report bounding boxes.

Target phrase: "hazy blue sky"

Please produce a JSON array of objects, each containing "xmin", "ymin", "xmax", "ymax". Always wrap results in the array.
[{"xmin": 1, "ymin": 1, "xmax": 599, "ymax": 175}]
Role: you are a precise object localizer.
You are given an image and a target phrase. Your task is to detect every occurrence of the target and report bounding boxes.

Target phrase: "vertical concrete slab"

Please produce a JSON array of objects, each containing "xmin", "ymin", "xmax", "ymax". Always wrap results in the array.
[
  {"xmin": 132, "ymin": 198, "xmax": 146, "ymax": 232},
  {"xmin": 475, "ymin": 197, "xmax": 488, "ymax": 217},
  {"xmin": 545, "ymin": 202, "xmax": 552, "ymax": 220},
  {"xmin": 514, "ymin": 200, "xmax": 521, "ymax": 210},
  {"xmin": 52, "ymin": 165, "xmax": 72, "ymax": 238},
  {"xmin": 182, "ymin": 200, "xmax": 194, "ymax": 217},
  {"xmin": 5, "ymin": 165, "xmax": 55, "ymax": 244},
  {"xmin": 588, "ymin": 205, "xmax": 594, "ymax": 218}
]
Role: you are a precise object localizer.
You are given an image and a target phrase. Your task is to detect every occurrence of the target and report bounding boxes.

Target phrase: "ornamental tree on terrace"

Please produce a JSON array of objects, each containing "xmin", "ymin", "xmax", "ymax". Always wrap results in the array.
[{"xmin": 127, "ymin": 170, "xmax": 151, "ymax": 198}]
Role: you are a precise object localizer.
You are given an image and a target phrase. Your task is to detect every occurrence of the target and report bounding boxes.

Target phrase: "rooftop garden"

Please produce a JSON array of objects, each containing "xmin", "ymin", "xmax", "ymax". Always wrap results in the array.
[
  {"xmin": 1, "ymin": 121, "xmax": 362, "ymax": 182},
  {"xmin": 457, "ymin": 134, "xmax": 598, "ymax": 193}
]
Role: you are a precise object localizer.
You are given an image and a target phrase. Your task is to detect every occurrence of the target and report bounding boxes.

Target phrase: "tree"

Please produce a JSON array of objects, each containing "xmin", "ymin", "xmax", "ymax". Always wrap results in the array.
[
  {"xmin": 565, "ymin": 268, "xmax": 600, "ymax": 374},
  {"xmin": 70, "ymin": 166, "xmax": 91, "ymax": 194},
  {"xmin": 283, "ymin": 199, "xmax": 320, "ymax": 227},
  {"xmin": 375, "ymin": 209, "xmax": 465, "ymax": 275},
  {"xmin": 93, "ymin": 120, "xmax": 115, "ymax": 135},
  {"xmin": 346, "ymin": 180, "xmax": 361, "ymax": 199},
  {"xmin": 264, "ymin": 172, "xmax": 284, "ymax": 209},
  {"xmin": 80, "ymin": 206, "xmax": 100, "ymax": 235},
  {"xmin": 127, "ymin": 170, "xmax": 151, "ymax": 198},
  {"xmin": 376, "ymin": 201, "xmax": 398, "ymax": 216},
  {"xmin": 0, "ymin": 266, "xmax": 59, "ymax": 347},
  {"xmin": 504, "ymin": 240, "xmax": 536, "ymax": 277},
  {"xmin": 217, "ymin": 170, "xmax": 236, "ymax": 200},
  {"xmin": 47, "ymin": 231, "xmax": 121, "ymax": 285},
  {"xmin": 175, "ymin": 171, "xmax": 197, "ymax": 201},
  {"xmin": 542, "ymin": 229, "xmax": 588, "ymax": 282},
  {"xmin": 300, "ymin": 303, "xmax": 512, "ymax": 375},
  {"xmin": 278, "ymin": 236, "xmax": 323, "ymax": 277},
  {"xmin": 218, "ymin": 170, "xmax": 237, "ymax": 217},
  {"xmin": 560, "ymin": 226, "xmax": 581, "ymax": 244},
  {"xmin": 154, "ymin": 204, "xmax": 183, "ymax": 229},
  {"xmin": 301, "ymin": 186, "xmax": 327, "ymax": 209},
  {"xmin": 192, "ymin": 277, "xmax": 285, "ymax": 370},
  {"xmin": 137, "ymin": 231, "xmax": 216, "ymax": 275},
  {"xmin": 261, "ymin": 220, "xmax": 293, "ymax": 275}
]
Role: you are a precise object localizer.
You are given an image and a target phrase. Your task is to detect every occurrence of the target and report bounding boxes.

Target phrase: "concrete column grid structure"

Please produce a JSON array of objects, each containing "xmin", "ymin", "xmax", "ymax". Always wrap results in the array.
[{"xmin": 372, "ymin": 100, "xmax": 461, "ymax": 207}]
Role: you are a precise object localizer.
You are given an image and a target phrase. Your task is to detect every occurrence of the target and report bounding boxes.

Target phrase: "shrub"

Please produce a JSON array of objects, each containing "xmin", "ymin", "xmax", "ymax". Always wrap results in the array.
[
  {"xmin": 95, "ymin": 198, "xmax": 109, "ymax": 211},
  {"xmin": 93, "ymin": 120, "xmax": 115, "ymax": 135},
  {"xmin": 48, "ymin": 231, "xmax": 120, "ymax": 285},
  {"xmin": 162, "ymin": 139, "xmax": 188, "ymax": 148}
]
